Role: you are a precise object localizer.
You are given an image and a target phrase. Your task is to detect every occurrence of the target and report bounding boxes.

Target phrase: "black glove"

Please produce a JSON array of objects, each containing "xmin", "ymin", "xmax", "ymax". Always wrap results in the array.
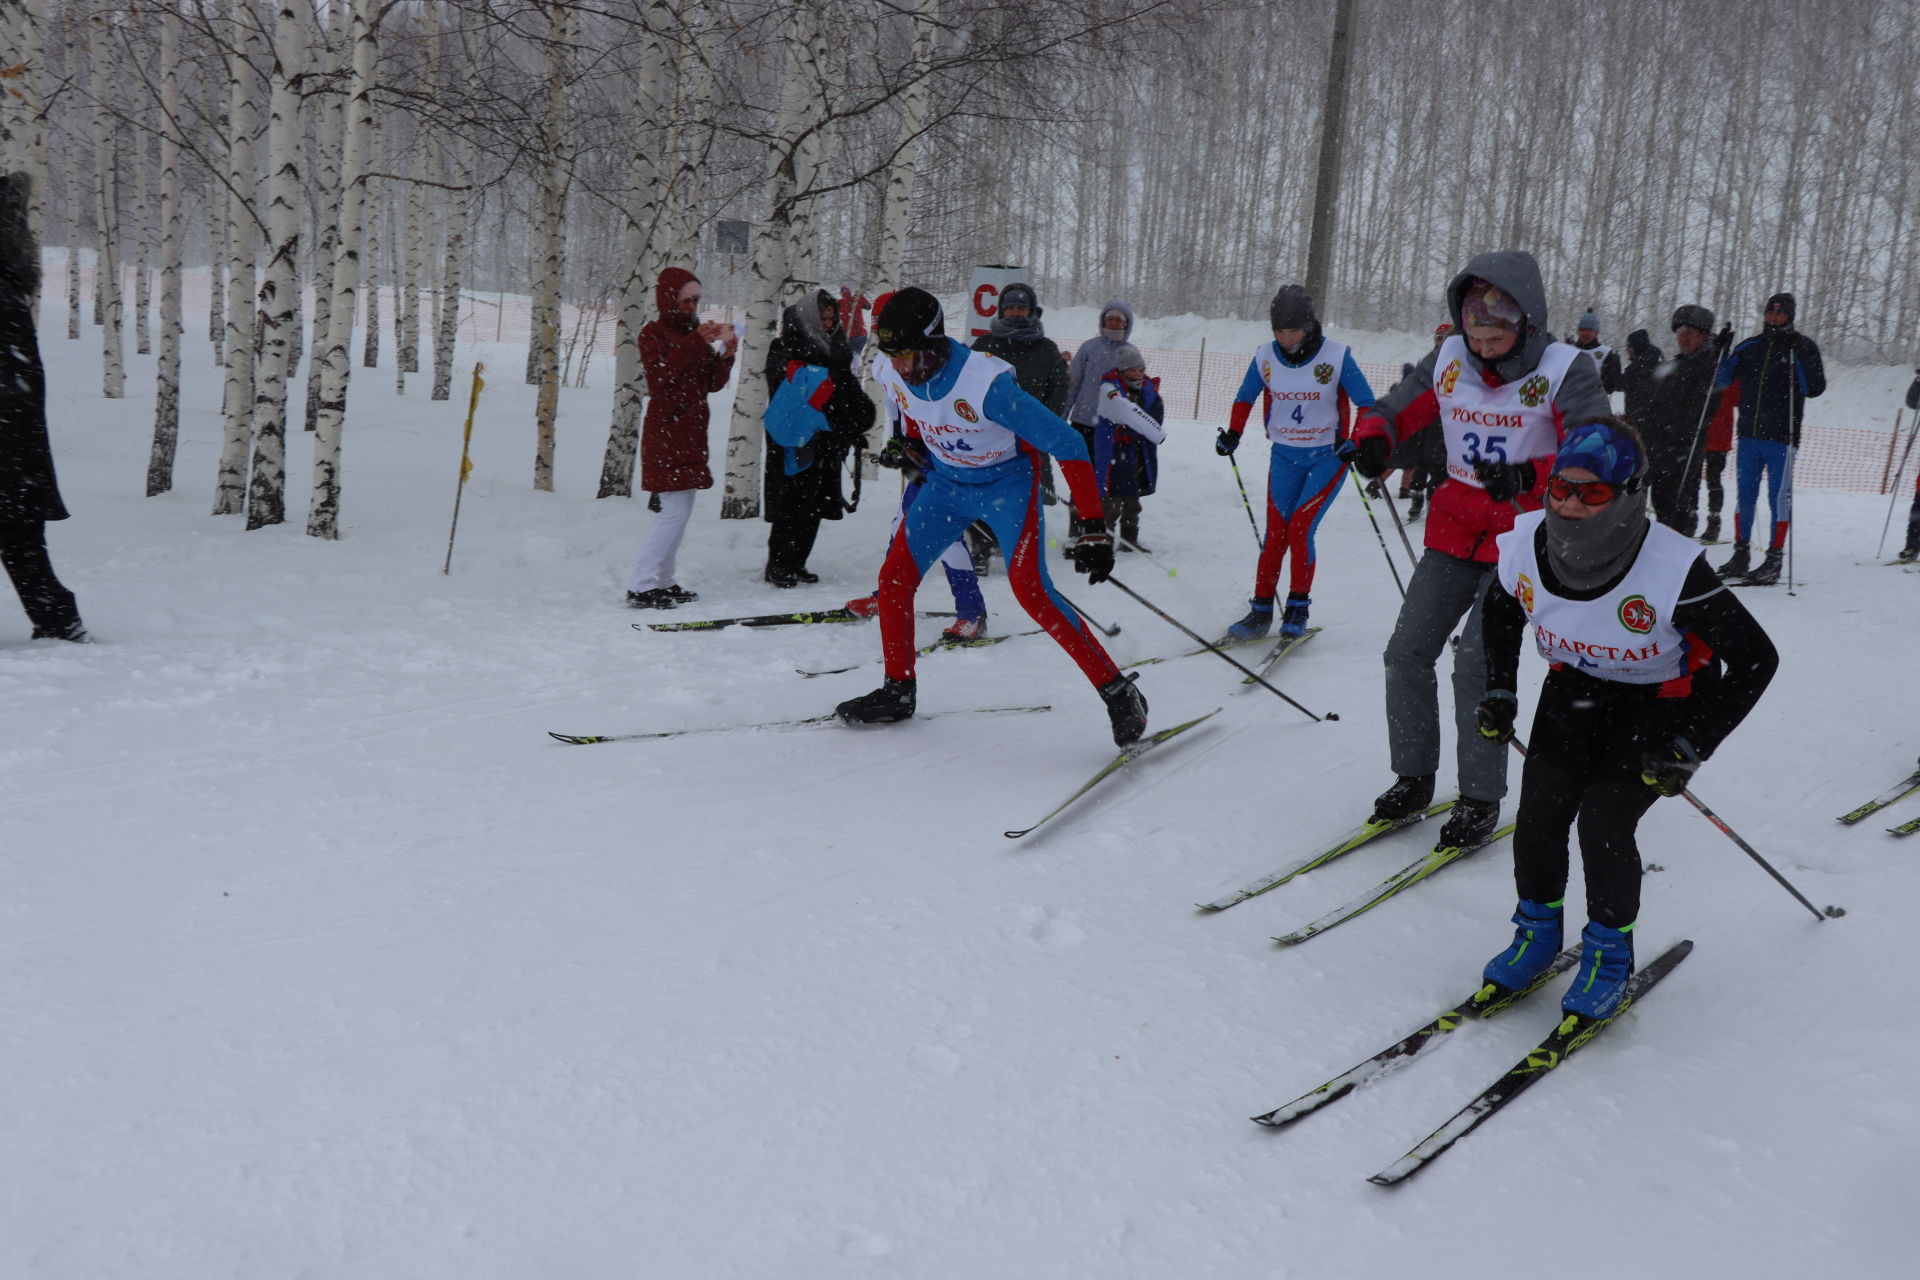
[
  {"xmin": 1782, "ymin": 331, "xmax": 1804, "ymax": 351},
  {"xmin": 1475, "ymin": 458, "xmax": 1536, "ymax": 503},
  {"xmin": 1068, "ymin": 530, "xmax": 1115, "ymax": 584},
  {"xmin": 1215, "ymin": 429, "xmax": 1240, "ymax": 457},
  {"xmin": 1714, "ymin": 324, "xmax": 1734, "ymax": 353},
  {"xmin": 1475, "ymin": 690, "xmax": 1518, "ymax": 743},
  {"xmin": 1640, "ymin": 736, "xmax": 1703, "ymax": 797},
  {"xmin": 1346, "ymin": 431, "xmax": 1392, "ymax": 480},
  {"xmin": 876, "ymin": 436, "xmax": 928, "ymax": 483}
]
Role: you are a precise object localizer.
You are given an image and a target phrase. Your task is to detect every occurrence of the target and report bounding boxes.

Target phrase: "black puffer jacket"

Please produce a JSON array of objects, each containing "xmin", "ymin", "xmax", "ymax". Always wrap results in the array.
[{"xmin": 0, "ymin": 173, "xmax": 67, "ymax": 525}]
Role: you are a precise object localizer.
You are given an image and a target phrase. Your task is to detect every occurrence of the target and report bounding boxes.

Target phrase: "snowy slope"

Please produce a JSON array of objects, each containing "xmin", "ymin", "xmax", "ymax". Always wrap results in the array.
[{"xmin": 4, "ymin": 289, "xmax": 1915, "ymax": 1279}]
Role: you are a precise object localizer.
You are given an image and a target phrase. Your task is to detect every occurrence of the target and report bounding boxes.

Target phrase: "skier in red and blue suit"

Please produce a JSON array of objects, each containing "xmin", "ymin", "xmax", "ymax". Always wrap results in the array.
[{"xmin": 834, "ymin": 288, "xmax": 1148, "ymax": 747}]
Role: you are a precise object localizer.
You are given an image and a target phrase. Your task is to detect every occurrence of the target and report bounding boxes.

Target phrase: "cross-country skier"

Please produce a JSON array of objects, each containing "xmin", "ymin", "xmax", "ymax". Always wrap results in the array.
[
  {"xmin": 1711, "ymin": 292, "xmax": 1826, "ymax": 584},
  {"xmin": 1214, "ymin": 285, "xmax": 1376, "ymax": 640},
  {"xmin": 1345, "ymin": 250, "xmax": 1612, "ymax": 849},
  {"xmin": 835, "ymin": 288, "xmax": 1148, "ymax": 746},
  {"xmin": 1472, "ymin": 419, "xmax": 1777, "ymax": 1018},
  {"xmin": 1568, "ymin": 309, "xmax": 1623, "ymax": 394}
]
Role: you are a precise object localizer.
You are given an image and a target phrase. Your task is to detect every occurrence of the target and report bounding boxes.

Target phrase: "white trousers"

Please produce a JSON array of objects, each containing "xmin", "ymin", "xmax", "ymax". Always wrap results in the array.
[{"xmin": 627, "ymin": 489, "xmax": 698, "ymax": 593}]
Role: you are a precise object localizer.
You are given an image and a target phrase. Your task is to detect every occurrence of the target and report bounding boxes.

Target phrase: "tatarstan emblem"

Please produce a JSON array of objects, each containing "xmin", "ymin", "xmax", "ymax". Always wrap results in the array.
[{"xmin": 1516, "ymin": 572, "xmax": 1535, "ymax": 614}]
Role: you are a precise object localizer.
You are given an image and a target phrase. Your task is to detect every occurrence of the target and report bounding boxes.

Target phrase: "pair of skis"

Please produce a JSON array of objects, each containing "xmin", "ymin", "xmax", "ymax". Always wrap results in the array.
[
  {"xmin": 1255, "ymin": 939, "xmax": 1695, "ymax": 1185},
  {"xmin": 1837, "ymin": 765, "xmax": 1920, "ymax": 836},
  {"xmin": 548, "ymin": 703, "xmax": 1048, "ymax": 745},
  {"xmin": 1005, "ymin": 709, "xmax": 1222, "ymax": 839},
  {"xmin": 796, "ymin": 628, "xmax": 1043, "ymax": 678}
]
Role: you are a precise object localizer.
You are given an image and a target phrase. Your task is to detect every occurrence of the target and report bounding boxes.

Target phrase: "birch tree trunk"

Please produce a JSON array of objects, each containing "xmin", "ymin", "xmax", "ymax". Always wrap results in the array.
[
  {"xmin": 246, "ymin": 0, "xmax": 309, "ymax": 531},
  {"xmin": 132, "ymin": 119, "xmax": 150, "ymax": 355},
  {"xmin": 206, "ymin": 75, "xmax": 225, "ymax": 357},
  {"xmin": 308, "ymin": 0, "xmax": 378, "ymax": 540},
  {"xmin": 213, "ymin": 0, "xmax": 261, "ymax": 513},
  {"xmin": 873, "ymin": 0, "xmax": 935, "ymax": 295},
  {"xmin": 595, "ymin": 0, "xmax": 669, "ymax": 500},
  {"xmin": 361, "ymin": 161, "xmax": 380, "ymax": 367},
  {"xmin": 669, "ymin": 0, "xmax": 712, "ymax": 268},
  {"xmin": 10, "ymin": 0, "xmax": 50, "ymax": 310},
  {"xmin": 531, "ymin": 0, "xmax": 572, "ymax": 493},
  {"xmin": 430, "ymin": 6, "xmax": 469, "ymax": 404},
  {"xmin": 64, "ymin": 66, "xmax": 80, "ymax": 341},
  {"xmin": 148, "ymin": 2, "xmax": 184, "ymax": 497},
  {"xmin": 87, "ymin": 0, "xmax": 124, "ymax": 398},
  {"xmin": 400, "ymin": 17, "xmax": 429, "ymax": 380},
  {"xmin": 304, "ymin": 0, "xmax": 347, "ymax": 429},
  {"xmin": 721, "ymin": 0, "xmax": 819, "ymax": 520}
]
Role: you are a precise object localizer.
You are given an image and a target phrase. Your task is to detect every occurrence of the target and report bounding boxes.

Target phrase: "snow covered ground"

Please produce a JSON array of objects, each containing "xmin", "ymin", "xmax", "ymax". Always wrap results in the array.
[{"xmin": 5, "ymin": 292, "xmax": 1916, "ymax": 1279}]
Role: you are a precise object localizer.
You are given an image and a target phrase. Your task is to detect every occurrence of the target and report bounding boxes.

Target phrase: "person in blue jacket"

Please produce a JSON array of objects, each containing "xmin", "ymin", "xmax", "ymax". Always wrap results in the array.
[
  {"xmin": 1711, "ymin": 292, "xmax": 1826, "ymax": 584},
  {"xmin": 1092, "ymin": 344, "xmax": 1165, "ymax": 551},
  {"xmin": 1214, "ymin": 285, "xmax": 1375, "ymax": 639}
]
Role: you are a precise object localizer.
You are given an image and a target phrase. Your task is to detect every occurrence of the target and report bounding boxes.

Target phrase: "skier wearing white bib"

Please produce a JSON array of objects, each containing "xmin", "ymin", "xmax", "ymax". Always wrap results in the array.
[
  {"xmin": 1345, "ymin": 250, "xmax": 1612, "ymax": 849},
  {"xmin": 1472, "ymin": 419, "xmax": 1777, "ymax": 1019}
]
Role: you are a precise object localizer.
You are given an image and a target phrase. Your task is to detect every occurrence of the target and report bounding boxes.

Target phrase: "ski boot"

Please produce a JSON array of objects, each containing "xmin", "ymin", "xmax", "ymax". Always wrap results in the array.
[
  {"xmin": 1226, "ymin": 597, "xmax": 1274, "ymax": 641},
  {"xmin": 941, "ymin": 616, "xmax": 989, "ymax": 644},
  {"xmin": 844, "ymin": 594, "xmax": 880, "ymax": 619},
  {"xmin": 1278, "ymin": 593, "xmax": 1311, "ymax": 638},
  {"xmin": 1438, "ymin": 796, "xmax": 1501, "ymax": 848},
  {"xmin": 663, "ymin": 584, "xmax": 699, "ymax": 603},
  {"xmin": 1700, "ymin": 515, "xmax": 1721, "ymax": 544},
  {"xmin": 1715, "ymin": 543, "xmax": 1751, "ymax": 579},
  {"xmin": 836, "ymin": 677, "xmax": 917, "ymax": 726},
  {"xmin": 1482, "ymin": 898, "xmax": 1565, "ymax": 992},
  {"xmin": 1742, "ymin": 549, "xmax": 1783, "ymax": 585},
  {"xmin": 765, "ymin": 566, "xmax": 801, "ymax": 589},
  {"xmin": 1899, "ymin": 541, "xmax": 1919, "ymax": 564},
  {"xmin": 1563, "ymin": 920, "xmax": 1636, "ymax": 1020},
  {"xmin": 793, "ymin": 568, "xmax": 821, "ymax": 584},
  {"xmin": 1406, "ymin": 489, "xmax": 1425, "ymax": 521},
  {"xmin": 1370, "ymin": 773, "xmax": 1436, "ymax": 825},
  {"xmin": 31, "ymin": 617, "xmax": 89, "ymax": 642},
  {"xmin": 1096, "ymin": 673, "xmax": 1149, "ymax": 748},
  {"xmin": 1120, "ymin": 521, "xmax": 1146, "ymax": 554},
  {"xmin": 625, "ymin": 588, "xmax": 678, "ymax": 610}
]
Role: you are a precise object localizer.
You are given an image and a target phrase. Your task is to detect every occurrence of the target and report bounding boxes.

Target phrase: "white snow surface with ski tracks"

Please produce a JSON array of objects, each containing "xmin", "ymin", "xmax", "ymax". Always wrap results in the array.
[{"xmin": 4, "ymin": 298, "xmax": 1914, "ymax": 1278}]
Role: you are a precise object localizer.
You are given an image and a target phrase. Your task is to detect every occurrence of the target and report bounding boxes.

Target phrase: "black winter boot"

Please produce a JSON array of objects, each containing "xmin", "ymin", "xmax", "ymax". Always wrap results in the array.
[
  {"xmin": 1743, "ymin": 548, "xmax": 1783, "ymax": 585},
  {"xmin": 1097, "ymin": 673, "xmax": 1149, "ymax": 748},
  {"xmin": 836, "ymin": 677, "xmax": 917, "ymax": 725},
  {"xmin": 1438, "ymin": 797, "xmax": 1502, "ymax": 848},
  {"xmin": 625, "ymin": 588, "xmax": 678, "ymax": 609},
  {"xmin": 1715, "ymin": 543, "xmax": 1751, "ymax": 579},
  {"xmin": 1700, "ymin": 515, "xmax": 1721, "ymax": 544},
  {"xmin": 1371, "ymin": 774, "xmax": 1436, "ymax": 824}
]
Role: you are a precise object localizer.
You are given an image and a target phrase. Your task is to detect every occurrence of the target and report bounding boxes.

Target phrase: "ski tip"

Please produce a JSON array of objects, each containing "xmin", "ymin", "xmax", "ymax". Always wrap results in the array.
[
  {"xmin": 1003, "ymin": 828, "xmax": 1034, "ymax": 840},
  {"xmin": 548, "ymin": 732, "xmax": 602, "ymax": 745},
  {"xmin": 1366, "ymin": 1169, "xmax": 1410, "ymax": 1188}
]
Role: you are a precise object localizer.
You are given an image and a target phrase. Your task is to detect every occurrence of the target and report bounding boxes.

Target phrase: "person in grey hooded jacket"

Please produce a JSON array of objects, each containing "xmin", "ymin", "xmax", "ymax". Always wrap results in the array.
[{"xmin": 1065, "ymin": 301, "xmax": 1136, "ymax": 537}]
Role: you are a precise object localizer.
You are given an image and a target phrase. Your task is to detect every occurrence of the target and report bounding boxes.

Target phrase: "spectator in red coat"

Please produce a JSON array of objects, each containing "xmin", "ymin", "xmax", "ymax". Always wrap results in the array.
[{"xmin": 625, "ymin": 267, "xmax": 738, "ymax": 609}]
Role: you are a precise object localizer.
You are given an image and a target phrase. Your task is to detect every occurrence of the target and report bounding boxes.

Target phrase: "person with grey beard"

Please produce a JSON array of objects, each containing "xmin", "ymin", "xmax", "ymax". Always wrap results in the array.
[{"xmin": 1472, "ymin": 418, "xmax": 1776, "ymax": 1021}]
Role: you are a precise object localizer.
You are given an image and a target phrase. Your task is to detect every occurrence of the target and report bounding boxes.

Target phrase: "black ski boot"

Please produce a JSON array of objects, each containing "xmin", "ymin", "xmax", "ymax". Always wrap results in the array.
[
  {"xmin": 1699, "ymin": 515, "xmax": 1721, "ymax": 544},
  {"xmin": 1742, "ymin": 549, "xmax": 1783, "ymax": 585},
  {"xmin": 1899, "ymin": 540, "xmax": 1919, "ymax": 564},
  {"xmin": 1406, "ymin": 489, "xmax": 1425, "ymax": 521},
  {"xmin": 1715, "ymin": 543, "xmax": 1751, "ymax": 579},
  {"xmin": 1097, "ymin": 673, "xmax": 1149, "ymax": 748},
  {"xmin": 836, "ymin": 677, "xmax": 917, "ymax": 725},
  {"xmin": 1371, "ymin": 773, "xmax": 1436, "ymax": 824},
  {"xmin": 1438, "ymin": 796, "xmax": 1501, "ymax": 848},
  {"xmin": 663, "ymin": 584, "xmax": 699, "ymax": 603},
  {"xmin": 625, "ymin": 588, "xmax": 678, "ymax": 609}
]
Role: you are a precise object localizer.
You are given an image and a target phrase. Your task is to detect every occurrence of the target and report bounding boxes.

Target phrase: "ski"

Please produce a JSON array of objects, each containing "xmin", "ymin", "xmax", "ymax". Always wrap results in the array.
[
  {"xmin": 550, "ymin": 703, "xmax": 1050, "ymax": 745},
  {"xmin": 1837, "ymin": 768, "xmax": 1920, "ymax": 824},
  {"xmin": 1368, "ymin": 939, "xmax": 1695, "ymax": 1186},
  {"xmin": 1272, "ymin": 823, "xmax": 1518, "ymax": 946},
  {"xmin": 1004, "ymin": 709, "xmax": 1222, "ymax": 840},
  {"xmin": 1890, "ymin": 813, "xmax": 1920, "ymax": 837},
  {"xmin": 641, "ymin": 608, "xmax": 956, "ymax": 632},
  {"xmin": 1120, "ymin": 633, "xmax": 1268, "ymax": 671},
  {"xmin": 795, "ymin": 629, "xmax": 1044, "ymax": 678},
  {"xmin": 1251, "ymin": 946, "xmax": 1581, "ymax": 1128},
  {"xmin": 1198, "ymin": 801, "xmax": 1457, "ymax": 912},
  {"xmin": 1235, "ymin": 626, "xmax": 1321, "ymax": 692}
]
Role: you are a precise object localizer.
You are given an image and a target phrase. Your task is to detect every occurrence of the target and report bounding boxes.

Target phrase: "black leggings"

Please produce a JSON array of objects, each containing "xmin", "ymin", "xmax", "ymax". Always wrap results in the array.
[
  {"xmin": 0, "ymin": 520, "xmax": 80, "ymax": 633},
  {"xmin": 1512, "ymin": 668, "xmax": 1675, "ymax": 928}
]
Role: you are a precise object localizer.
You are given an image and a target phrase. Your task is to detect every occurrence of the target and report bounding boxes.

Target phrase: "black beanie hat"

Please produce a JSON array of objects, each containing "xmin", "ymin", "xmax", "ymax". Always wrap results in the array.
[
  {"xmin": 1269, "ymin": 284, "xmax": 1316, "ymax": 331},
  {"xmin": 1671, "ymin": 303, "xmax": 1715, "ymax": 334},
  {"xmin": 873, "ymin": 287, "xmax": 947, "ymax": 354},
  {"xmin": 1626, "ymin": 328, "xmax": 1653, "ymax": 357},
  {"xmin": 1765, "ymin": 292, "xmax": 1796, "ymax": 321},
  {"xmin": 999, "ymin": 282, "xmax": 1038, "ymax": 313}
]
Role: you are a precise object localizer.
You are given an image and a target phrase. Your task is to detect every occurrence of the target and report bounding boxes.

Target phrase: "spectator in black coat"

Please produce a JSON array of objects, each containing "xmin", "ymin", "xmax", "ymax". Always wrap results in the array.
[
  {"xmin": 1619, "ymin": 329, "xmax": 1663, "ymax": 424},
  {"xmin": 0, "ymin": 172, "xmax": 86, "ymax": 641},
  {"xmin": 973, "ymin": 281, "xmax": 1071, "ymax": 519},
  {"xmin": 1636, "ymin": 305, "xmax": 1724, "ymax": 537},
  {"xmin": 762, "ymin": 290, "xmax": 876, "ymax": 587}
]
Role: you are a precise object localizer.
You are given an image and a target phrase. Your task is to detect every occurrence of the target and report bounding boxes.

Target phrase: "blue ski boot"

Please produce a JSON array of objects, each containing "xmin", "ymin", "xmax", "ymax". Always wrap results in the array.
[
  {"xmin": 1278, "ymin": 593, "xmax": 1311, "ymax": 638},
  {"xmin": 1226, "ymin": 597, "xmax": 1274, "ymax": 641},
  {"xmin": 1563, "ymin": 920, "xmax": 1635, "ymax": 1020},
  {"xmin": 1482, "ymin": 898, "xmax": 1564, "ymax": 992}
]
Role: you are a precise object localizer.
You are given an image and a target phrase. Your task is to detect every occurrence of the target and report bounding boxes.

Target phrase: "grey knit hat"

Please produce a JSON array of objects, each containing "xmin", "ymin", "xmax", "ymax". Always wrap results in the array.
[{"xmin": 1111, "ymin": 342, "xmax": 1145, "ymax": 372}]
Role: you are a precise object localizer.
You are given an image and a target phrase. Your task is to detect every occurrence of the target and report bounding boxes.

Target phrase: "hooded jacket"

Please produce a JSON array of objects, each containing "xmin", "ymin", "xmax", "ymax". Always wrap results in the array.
[
  {"xmin": 1351, "ymin": 250, "xmax": 1612, "ymax": 563},
  {"xmin": 762, "ymin": 291, "xmax": 874, "ymax": 522},
  {"xmin": 0, "ymin": 171, "xmax": 66, "ymax": 524},
  {"xmin": 637, "ymin": 267, "xmax": 736, "ymax": 492},
  {"xmin": 1065, "ymin": 299, "xmax": 1135, "ymax": 427}
]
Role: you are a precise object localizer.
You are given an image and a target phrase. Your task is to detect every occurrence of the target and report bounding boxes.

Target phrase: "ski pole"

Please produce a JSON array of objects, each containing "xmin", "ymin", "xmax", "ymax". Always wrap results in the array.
[
  {"xmin": 1228, "ymin": 454, "xmax": 1264, "ymax": 550},
  {"xmin": 1376, "ymin": 482, "xmax": 1422, "ymax": 567},
  {"xmin": 443, "ymin": 361, "xmax": 486, "ymax": 574},
  {"xmin": 1058, "ymin": 591, "xmax": 1120, "ymax": 637},
  {"xmin": 1679, "ymin": 788, "xmax": 1842, "ymax": 922},
  {"xmin": 1349, "ymin": 471, "xmax": 1405, "ymax": 598},
  {"xmin": 1876, "ymin": 409, "xmax": 1918, "ymax": 558},
  {"xmin": 1115, "ymin": 533, "xmax": 1178, "ymax": 577},
  {"xmin": 1105, "ymin": 576, "xmax": 1334, "ymax": 723},
  {"xmin": 1785, "ymin": 353, "xmax": 1800, "ymax": 596}
]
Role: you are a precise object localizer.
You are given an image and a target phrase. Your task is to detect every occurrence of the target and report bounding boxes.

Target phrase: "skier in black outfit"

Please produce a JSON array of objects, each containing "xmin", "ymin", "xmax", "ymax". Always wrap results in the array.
[
  {"xmin": 0, "ymin": 172, "xmax": 87, "ymax": 642},
  {"xmin": 761, "ymin": 290, "xmax": 875, "ymax": 587},
  {"xmin": 1636, "ymin": 305, "xmax": 1725, "ymax": 537},
  {"xmin": 1618, "ymin": 329, "xmax": 1662, "ymax": 424},
  {"xmin": 1473, "ymin": 418, "xmax": 1777, "ymax": 1021}
]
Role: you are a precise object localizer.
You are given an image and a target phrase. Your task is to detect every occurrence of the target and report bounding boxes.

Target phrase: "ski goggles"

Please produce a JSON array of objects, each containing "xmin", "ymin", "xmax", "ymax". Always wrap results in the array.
[{"xmin": 1546, "ymin": 473, "xmax": 1636, "ymax": 506}]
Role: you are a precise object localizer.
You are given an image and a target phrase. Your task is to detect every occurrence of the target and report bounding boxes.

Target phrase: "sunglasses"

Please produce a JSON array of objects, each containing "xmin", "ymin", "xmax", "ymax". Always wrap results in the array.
[{"xmin": 1546, "ymin": 474, "xmax": 1626, "ymax": 505}]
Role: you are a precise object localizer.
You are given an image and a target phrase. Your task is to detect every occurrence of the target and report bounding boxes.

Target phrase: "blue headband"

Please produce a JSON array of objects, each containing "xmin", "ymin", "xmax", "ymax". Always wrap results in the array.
[{"xmin": 1553, "ymin": 422, "xmax": 1641, "ymax": 486}]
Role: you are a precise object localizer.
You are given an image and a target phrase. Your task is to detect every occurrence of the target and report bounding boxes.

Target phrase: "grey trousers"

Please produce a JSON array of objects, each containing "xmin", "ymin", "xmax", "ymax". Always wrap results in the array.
[{"xmin": 1381, "ymin": 549, "xmax": 1508, "ymax": 802}]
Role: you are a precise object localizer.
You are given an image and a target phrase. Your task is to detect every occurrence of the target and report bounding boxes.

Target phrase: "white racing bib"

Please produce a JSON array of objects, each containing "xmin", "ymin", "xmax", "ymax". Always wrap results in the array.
[
  {"xmin": 1431, "ymin": 335, "xmax": 1579, "ymax": 487},
  {"xmin": 888, "ymin": 349, "xmax": 1021, "ymax": 469},
  {"xmin": 1496, "ymin": 509, "xmax": 1699, "ymax": 685},
  {"xmin": 1578, "ymin": 344, "xmax": 1613, "ymax": 374},
  {"xmin": 1254, "ymin": 339, "xmax": 1349, "ymax": 447}
]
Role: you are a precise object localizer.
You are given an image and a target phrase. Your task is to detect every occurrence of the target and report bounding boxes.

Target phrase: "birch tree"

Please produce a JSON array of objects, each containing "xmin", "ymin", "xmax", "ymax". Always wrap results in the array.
[
  {"xmin": 213, "ymin": 0, "xmax": 262, "ymax": 515},
  {"xmin": 246, "ymin": 0, "xmax": 310, "ymax": 530},
  {"xmin": 303, "ymin": 0, "xmax": 347, "ymax": 429},
  {"xmin": 430, "ymin": 3, "xmax": 469, "ymax": 403},
  {"xmin": 531, "ymin": 0, "xmax": 572, "ymax": 493},
  {"xmin": 87, "ymin": 0, "xmax": 124, "ymax": 397},
  {"xmin": 148, "ymin": 1, "xmax": 184, "ymax": 497}
]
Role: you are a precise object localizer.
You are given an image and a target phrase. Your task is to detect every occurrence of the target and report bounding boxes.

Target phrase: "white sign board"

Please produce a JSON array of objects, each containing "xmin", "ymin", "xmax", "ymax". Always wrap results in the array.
[{"xmin": 966, "ymin": 265, "xmax": 1031, "ymax": 339}]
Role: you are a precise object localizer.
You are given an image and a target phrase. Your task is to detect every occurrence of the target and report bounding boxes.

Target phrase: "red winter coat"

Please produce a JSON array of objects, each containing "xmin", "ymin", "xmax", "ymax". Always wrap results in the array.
[{"xmin": 639, "ymin": 268, "xmax": 736, "ymax": 493}]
